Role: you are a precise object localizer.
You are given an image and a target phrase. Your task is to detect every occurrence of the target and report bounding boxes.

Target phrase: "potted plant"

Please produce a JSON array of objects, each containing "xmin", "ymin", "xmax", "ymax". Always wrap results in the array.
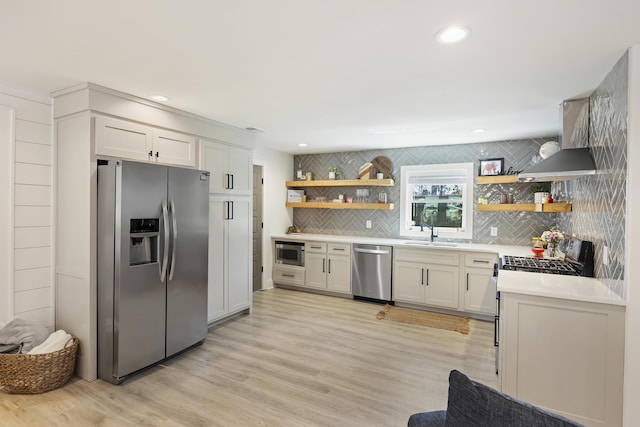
[
  {"xmin": 530, "ymin": 184, "xmax": 551, "ymax": 204},
  {"xmin": 328, "ymin": 166, "xmax": 342, "ymax": 180}
]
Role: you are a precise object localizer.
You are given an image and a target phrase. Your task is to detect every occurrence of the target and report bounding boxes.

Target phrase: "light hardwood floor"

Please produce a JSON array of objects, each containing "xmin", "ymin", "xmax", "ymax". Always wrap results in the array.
[{"xmin": 0, "ymin": 288, "xmax": 497, "ymax": 426}]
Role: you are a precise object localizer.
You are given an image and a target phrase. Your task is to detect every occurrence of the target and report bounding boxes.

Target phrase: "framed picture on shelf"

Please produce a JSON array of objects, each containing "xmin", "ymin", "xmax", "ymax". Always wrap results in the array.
[{"xmin": 479, "ymin": 158, "xmax": 504, "ymax": 176}]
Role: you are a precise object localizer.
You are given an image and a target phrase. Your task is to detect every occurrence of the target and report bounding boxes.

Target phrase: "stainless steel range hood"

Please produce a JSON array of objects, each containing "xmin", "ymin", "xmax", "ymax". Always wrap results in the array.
[{"xmin": 518, "ymin": 98, "xmax": 596, "ymax": 182}]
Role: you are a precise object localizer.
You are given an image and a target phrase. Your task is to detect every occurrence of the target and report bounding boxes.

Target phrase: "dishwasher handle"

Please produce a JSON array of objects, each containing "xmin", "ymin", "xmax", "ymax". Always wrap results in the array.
[{"xmin": 353, "ymin": 248, "xmax": 390, "ymax": 255}]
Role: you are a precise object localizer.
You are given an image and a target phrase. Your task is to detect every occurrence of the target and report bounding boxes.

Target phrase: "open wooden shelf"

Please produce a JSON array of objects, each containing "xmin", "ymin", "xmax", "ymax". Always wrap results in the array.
[
  {"xmin": 286, "ymin": 202, "xmax": 394, "ymax": 210},
  {"xmin": 476, "ymin": 175, "xmax": 519, "ymax": 184},
  {"xmin": 476, "ymin": 203, "xmax": 572, "ymax": 212},
  {"xmin": 286, "ymin": 179, "xmax": 395, "ymax": 187}
]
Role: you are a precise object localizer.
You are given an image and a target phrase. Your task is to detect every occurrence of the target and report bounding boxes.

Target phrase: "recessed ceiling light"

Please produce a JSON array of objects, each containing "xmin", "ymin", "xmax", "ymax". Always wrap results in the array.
[
  {"xmin": 435, "ymin": 26, "xmax": 471, "ymax": 44},
  {"xmin": 471, "ymin": 128, "xmax": 486, "ymax": 133},
  {"xmin": 149, "ymin": 94, "xmax": 169, "ymax": 102},
  {"xmin": 298, "ymin": 143, "xmax": 308, "ymax": 147}
]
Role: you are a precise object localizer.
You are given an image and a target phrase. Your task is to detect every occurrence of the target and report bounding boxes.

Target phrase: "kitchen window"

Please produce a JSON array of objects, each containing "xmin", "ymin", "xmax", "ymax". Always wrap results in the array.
[{"xmin": 399, "ymin": 163, "xmax": 474, "ymax": 239}]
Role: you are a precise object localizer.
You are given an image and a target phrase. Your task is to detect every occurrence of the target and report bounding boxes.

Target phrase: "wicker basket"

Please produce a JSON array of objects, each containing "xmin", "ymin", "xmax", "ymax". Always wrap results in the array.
[{"xmin": 0, "ymin": 337, "xmax": 79, "ymax": 394}]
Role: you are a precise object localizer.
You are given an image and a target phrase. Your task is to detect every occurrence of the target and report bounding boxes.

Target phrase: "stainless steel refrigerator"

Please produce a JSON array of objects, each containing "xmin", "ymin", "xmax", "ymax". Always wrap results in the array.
[{"xmin": 97, "ymin": 160, "xmax": 209, "ymax": 384}]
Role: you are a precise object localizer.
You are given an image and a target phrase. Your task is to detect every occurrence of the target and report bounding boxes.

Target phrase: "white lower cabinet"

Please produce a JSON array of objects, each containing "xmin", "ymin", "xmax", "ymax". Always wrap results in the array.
[
  {"xmin": 463, "ymin": 252, "xmax": 498, "ymax": 315},
  {"xmin": 393, "ymin": 248, "xmax": 460, "ymax": 309},
  {"xmin": 304, "ymin": 242, "xmax": 351, "ymax": 294},
  {"xmin": 272, "ymin": 264, "xmax": 305, "ymax": 286},
  {"xmin": 207, "ymin": 195, "xmax": 252, "ymax": 323},
  {"xmin": 499, "ymin": 292, "xmax": 625, "ymax": 427},
  {"xmin": 305, "ymin": 247, "xmax": 327, "ymax": 289},
  {"xmin": 394, "ymin": 261, "xmax": 459, "ymax": 309}
]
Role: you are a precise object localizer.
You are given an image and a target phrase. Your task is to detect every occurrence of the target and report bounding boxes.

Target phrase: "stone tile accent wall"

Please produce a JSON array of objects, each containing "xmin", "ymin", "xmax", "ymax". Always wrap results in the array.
[
  {"xmin": 293, "ymin": 138, "xmax": 560, "ymax": 246},
  {"xmin": 291, "ymin": 51, "xmax": 629, "ymax": 298},
  {"xmin": 559, "ymin": 52, "xmax": 628, "ymax": 297}
]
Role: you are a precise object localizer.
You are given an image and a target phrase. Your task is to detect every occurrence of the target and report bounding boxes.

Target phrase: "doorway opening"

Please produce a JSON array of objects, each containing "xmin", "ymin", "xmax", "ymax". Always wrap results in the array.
[{"xmin": 252, "ymin": 165, "xmax": 263, "ymax": 292}]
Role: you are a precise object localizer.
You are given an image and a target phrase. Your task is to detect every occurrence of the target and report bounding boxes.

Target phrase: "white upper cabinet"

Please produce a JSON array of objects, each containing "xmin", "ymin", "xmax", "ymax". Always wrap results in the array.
[
  {"xmin": 152, "ymin": 129, "xmax": 196, "ymax": 167},
  {"xmin": 95, "ymin": 116, "xmax": 196, "ymax": 167},
  {"xmin": 201, "ymin": 138, "xmax": 252, "ymax": 195},
  {"xmin": 95, "ymin": 116, "xmax": 152, "ymax": 162}
]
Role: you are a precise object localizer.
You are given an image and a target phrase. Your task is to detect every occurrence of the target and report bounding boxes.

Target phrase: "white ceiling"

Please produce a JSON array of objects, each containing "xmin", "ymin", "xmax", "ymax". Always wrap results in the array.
[{"xmin": 2, "ymin": 1, "xmax": 640, "ymax": 154}]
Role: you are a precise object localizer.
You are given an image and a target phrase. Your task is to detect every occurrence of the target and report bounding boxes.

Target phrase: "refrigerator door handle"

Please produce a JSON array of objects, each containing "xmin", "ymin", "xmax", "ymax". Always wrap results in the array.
[
  {"xmin": 168, "ymin": 199, "xmax": 178, "ymax": 281},
  {"xmin": 160, "ymin": 200, "xmax": 170, "ymax": 282}
]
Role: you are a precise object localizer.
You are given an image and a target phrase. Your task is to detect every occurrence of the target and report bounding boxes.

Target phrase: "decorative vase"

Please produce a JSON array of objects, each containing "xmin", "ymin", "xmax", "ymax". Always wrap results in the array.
[{"xmin": 547, "ymin": 241, "xmax": 558, "ymax": 258}]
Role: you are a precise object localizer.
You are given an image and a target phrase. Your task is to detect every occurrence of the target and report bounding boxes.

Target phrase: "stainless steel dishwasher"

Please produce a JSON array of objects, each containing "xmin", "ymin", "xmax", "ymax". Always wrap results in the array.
[{"xmin": 351, "ymin": 244, "xmax": 393, "ymax": 302}]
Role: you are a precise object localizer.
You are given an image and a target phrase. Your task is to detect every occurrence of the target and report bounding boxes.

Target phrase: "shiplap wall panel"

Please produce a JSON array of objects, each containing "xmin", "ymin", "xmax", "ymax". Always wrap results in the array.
[
  {"xmin": 14, "ymin": 287, "xmax": 50, "ymax": 313},
  {"xmin": 15, "ymin": 120, "xmax": 51, "ymax": 145},
  {"xmin": 14, "ymin": 163, "xmax": 51, "ymax": 186},
  {"xmin": 15, "ymin": 227, "xmax": 51, "ymax": 248},
  {"xmin": 14, "ymin": 247, "xmax": 51, "ymax": 270},
  {"xmin": 0, "ymin": 93, "xmax": 51, "ymax": 124},
  {"xmin": 14, "ymin": 206, "xmax": 51, "ymax": 227},
  {"xmin": 16, "ymin": 307, "xmax": 53, "ymax": 331},
  {"xmin": 0, "ymin": 84, "xmax": 53, "ymax": 328},
  {"xmin": 14, "ymin": 184, "xmax": 51, "ymax": 206},
  {"xmin": 14, "ymin": 267, "xmax": 51, "ymax": 292},
  {"xmin": 0, "ymin": 106, "xmax": 12, "ymax": 322},
  {"xmin": 15, "ymin": 141, "xmax": 52, "ymax": 165}
]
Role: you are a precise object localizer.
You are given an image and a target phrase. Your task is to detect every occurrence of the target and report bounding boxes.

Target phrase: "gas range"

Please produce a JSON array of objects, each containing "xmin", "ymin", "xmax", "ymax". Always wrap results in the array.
[{"xmin": 501, "ymin": 238, "xmax": 594, "ymax": 277}]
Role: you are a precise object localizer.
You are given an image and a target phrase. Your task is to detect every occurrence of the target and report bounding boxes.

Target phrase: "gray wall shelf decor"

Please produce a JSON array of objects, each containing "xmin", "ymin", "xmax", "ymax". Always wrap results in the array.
[{"xmin": 292, "ymin": 138, "xmax": 559, "ymax": 246}]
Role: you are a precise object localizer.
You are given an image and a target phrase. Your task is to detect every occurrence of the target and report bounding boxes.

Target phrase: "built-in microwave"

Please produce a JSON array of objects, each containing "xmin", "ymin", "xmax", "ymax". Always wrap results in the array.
[{"xmin": 275, "ymin": 241, "xmax": 305, "ymax": 266}]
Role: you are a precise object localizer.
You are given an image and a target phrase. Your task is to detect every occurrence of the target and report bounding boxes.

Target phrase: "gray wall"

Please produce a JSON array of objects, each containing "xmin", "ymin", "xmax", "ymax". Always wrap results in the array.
[
  {"xmin": 559, "ymin": 52, "xmax": 628, "ymax": 298},
  {"xmin": 292, "ymin": 51, "xmax": 629, "ymax": 300},
  {"xmin": 293, "ymin": 138, "xmax": 560, "ymax": 246}
]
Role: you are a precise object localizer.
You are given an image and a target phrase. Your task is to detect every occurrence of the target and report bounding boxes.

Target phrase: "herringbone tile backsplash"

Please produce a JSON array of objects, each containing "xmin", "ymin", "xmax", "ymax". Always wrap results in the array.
[
  {"xmin": 292, "ymin": 51, "xmax": 629, "ymax": 299},
  {"xmin": 558, "ymin": 52, "xmax": 628, "ymax": 297},
  {"xmin": 293, "ymin": 138, "xmax": 560, "ymax": 245}
]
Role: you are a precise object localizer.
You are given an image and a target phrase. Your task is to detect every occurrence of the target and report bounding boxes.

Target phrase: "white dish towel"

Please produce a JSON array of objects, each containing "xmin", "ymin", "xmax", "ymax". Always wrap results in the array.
[{"xmin": 28, "ymin": 330, "xmax": 73, "ymax": 354}]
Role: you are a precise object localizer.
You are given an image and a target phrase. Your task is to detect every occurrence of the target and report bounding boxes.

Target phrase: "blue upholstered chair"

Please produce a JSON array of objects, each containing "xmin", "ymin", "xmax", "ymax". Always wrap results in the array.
[{"xmin": 408, "ymin": 370, "xmax": 584, "ymax": 427}]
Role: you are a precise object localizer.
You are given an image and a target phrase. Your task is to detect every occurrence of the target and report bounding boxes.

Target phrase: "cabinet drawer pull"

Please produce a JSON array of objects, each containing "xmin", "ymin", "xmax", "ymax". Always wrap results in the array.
[
  {"xmin": 310, "ymin": 245, "xmax": 322, "ymax": 249},
  {"xmin": 473, "ymin": 259, "xmax": 490, "ymax": 264},
  {"xmin": 282, "ymin": 273, "xmax": 295, "ymax": 278},
  {"xmin": 332, "ymin": 247, "xmax": 345, "ymax": 251},
  {"xmin": 421, "ymin": 268, "xmax": 424, "ymax": 285},
  {"xmin": 426, "ymin": 269, "xmax": 429, "ymax": 286},
  {"xmin": 466, "ymin": 273, "xmax": 469, "ymax": 291},
  {"xmin": 322, "ymin": 259, "xmax": 325, "ymax": 273}
]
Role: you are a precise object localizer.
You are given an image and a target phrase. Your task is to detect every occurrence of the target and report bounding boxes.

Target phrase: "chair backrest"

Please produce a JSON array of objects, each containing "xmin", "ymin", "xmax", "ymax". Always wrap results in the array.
[{"xmin": 443, "ymin": 370, "xmax": 584, "ymax": 427}]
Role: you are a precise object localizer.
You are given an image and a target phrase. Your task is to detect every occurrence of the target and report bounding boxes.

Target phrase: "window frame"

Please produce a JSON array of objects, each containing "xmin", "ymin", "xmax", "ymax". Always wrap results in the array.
[{"xmin": 399, "ymin": 163, "xmax": 474, "ymax": 240}]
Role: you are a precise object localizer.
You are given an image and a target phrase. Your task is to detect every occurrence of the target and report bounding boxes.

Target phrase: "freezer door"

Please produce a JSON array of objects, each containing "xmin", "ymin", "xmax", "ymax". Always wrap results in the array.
[
  {"xmin": 165, "ymin": 166, "xmax": 209, "ymax": 357},
  {"xmin": 115, "ymin": 161, "xmax": 169, "ymax": 378}
]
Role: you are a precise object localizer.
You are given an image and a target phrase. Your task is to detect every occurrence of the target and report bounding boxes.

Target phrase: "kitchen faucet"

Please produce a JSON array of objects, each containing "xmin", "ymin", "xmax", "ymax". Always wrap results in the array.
[{"xmin": 420, "ymin": 212, "xmax": 439, "ymax": 242}]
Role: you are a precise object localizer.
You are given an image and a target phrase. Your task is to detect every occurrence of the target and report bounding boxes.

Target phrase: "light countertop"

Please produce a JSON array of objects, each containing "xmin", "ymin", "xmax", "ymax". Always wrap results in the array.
[
  {"xmin": 271, "ymin": 233, "xmax": 626, "ymax": 307},
  {"xmin": 497, "ymin": 269, "xmax": 625, "ymax": 306},
  {"xmin": 271, "ymin": 233, "xmax": 532, "ymax": 258}
]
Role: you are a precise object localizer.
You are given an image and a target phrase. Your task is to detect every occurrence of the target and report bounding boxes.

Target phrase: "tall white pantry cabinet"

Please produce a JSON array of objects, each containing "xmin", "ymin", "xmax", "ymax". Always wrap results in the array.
[
  {"xmin": 200, "ymin": 139, "xmax": 253, "ymax": 323},
  {"xmin": 53, "ymin": 83, "xmax": 255, "ymax": 380}
]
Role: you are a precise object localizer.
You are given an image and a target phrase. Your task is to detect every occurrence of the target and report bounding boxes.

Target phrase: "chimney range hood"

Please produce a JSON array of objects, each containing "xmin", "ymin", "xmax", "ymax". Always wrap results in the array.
[{"xmin": 518, "ymin": 98, "xmax": 596, "ymax": 182}]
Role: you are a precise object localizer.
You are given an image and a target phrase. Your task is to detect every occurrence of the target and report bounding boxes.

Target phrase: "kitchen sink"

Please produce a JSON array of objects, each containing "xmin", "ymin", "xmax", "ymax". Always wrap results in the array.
[{"xmin": 402, "ymin": 241, "xmax": 458, "ymax": 248}]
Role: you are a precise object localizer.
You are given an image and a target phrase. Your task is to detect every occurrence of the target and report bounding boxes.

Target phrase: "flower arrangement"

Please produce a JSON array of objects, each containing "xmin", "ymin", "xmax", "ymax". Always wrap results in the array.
[
  {"xmin": 541, "ymin": 226, "xmax": 564, "ymax": 243},
  {"xmin": 541, "ymin": 226, "xmax": 564, "ymax": 257}
]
